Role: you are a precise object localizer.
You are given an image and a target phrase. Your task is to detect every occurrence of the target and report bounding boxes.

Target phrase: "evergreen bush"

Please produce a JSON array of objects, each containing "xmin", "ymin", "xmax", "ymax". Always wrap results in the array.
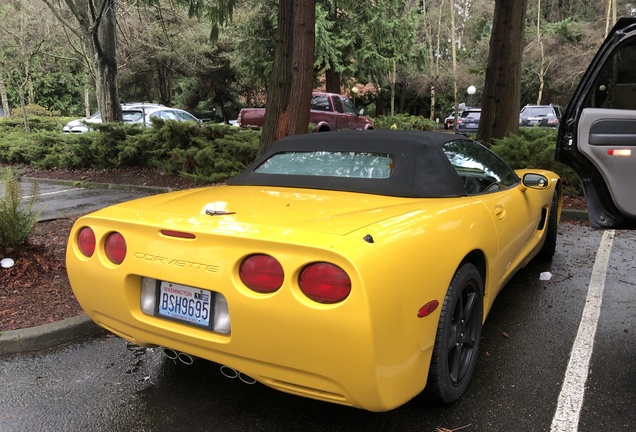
[
  {"xmin": 372, "ymin": 114, "xmax": 437, "ymax": 131},
  {"xmin": 138, "ymin": 122, "xmax": 260, "ymax": 183},
  {"xmin": 0, "ymin": 115, "xmax": 582, "ymax": 195},
  {"xmin": 0, "ymin": 168, "xmax": 41, "ymax": 250},
  {"xmin": 490, "ymin": 128, "xmax": 582, "ymax": 195}
]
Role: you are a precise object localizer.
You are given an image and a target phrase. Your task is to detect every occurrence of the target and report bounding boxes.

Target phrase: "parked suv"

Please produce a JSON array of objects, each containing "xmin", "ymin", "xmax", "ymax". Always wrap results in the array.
[
  {"xmin": 443, "ymin": 103, "xmax": 473, "ymax": 129},
  {"xmin": 519, "ymin": 104, "xmax": 563, "ymax": 128},
  {"xmin": 454, "ymin": 108, "xmax": 481, "ymax": 135}
]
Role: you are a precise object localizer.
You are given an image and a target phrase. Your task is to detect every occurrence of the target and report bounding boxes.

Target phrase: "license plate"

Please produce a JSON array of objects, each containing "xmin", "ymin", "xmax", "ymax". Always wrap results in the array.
[{"xmin": 158, "ymin": 282, "xmax": 212, "ymax": 326}]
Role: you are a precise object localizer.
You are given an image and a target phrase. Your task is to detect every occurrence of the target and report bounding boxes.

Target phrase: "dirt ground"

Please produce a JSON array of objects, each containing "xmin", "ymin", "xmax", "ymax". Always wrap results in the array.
[{"xmin": 0, "ymin": 167, "xmax": 588, "ymax": 331}]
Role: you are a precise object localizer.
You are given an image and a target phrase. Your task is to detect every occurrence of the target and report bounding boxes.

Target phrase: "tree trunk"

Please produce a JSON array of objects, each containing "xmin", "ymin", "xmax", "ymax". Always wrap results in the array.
[
  {"xmin": 325, "ymin": 69, "xmax": 341, "ymax": 93},
  {"xmin": 430, "ymin": 85, "xmax": 436, "ymax": 123},
  {"xmin": 536, "ymin": 0, "xmax": 544, "ymax": 105},
  {"xmin": 18, "ymin": 82, "xmax": 29, "ymax": 133},
  {"xmin": 84, "ymin": 81, "xmax": 91, "ymax": 117},
  {"xmin": 258, "ymin": 0, "xmax": 316, "ymax": 156},
  {"xmin": 0, "ymin": 73, "xmax": 11, "ymax": 118},
  {"xmin": 55, "ymin": 0, "xmax": 122, "ymax": 122},
  {"xmin": 157, "ymin": 61, "xmax": 173, "ymax": 106},
  {"xmin": 390, "ymin": 59, "xmax": 397, "ymax": 116},
  {"xmin": 288, "ymin": 0, "xmax": 315, "ymax": 135},
  {"xmin": 450, "ymin": 0, "xmax": 458, "ymax": 129},
  {"xmin": 94, "ymin": 0, "xmax": 122, "ymax": 122},
  {"xmin": 476, "ymin": 0, "xmax": 528, "ymax": 144}
]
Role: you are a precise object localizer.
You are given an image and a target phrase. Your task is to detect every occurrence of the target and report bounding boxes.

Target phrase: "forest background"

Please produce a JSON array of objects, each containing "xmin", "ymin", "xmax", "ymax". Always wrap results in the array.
[{"xmin": 0, "ymin": 0, "xmax": 631, "ymax": 132}]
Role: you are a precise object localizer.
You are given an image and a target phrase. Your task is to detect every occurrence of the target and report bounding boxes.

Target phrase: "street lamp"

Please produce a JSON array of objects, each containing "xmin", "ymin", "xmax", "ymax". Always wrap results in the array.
[
  {"xmin": 467, "ymin": 85, "xmax": 476, "ymax": 107},
  {"xmin": 351, "ymin": 86, "xmax": 359, "ymax": 112}
]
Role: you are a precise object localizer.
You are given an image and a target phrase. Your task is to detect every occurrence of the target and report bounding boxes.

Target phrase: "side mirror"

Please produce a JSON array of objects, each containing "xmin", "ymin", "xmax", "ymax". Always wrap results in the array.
[
  {"xmin": 522, "ymin": 173, "xmax": 548, "ymax": 190},
  {"xmin": 358, "ymin": 108, "xmax": 365, "ymax": 115}
]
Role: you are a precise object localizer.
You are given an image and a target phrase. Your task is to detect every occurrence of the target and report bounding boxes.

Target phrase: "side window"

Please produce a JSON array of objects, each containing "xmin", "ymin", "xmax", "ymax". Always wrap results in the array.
[
  {"xmin": 585, "ymin": 38, "xmax": 636, "ymax": 110},
  {"xmin": 443, "ymin": 140, "xmax": 518, "ymax": 195},
  {"xmin": 162, "ymin": 111, "xmax": 178, "ymax": 120},
  {"xmin": 311, "ymin": 95, "xmax": 331, "ymax": 111},
  {"xmin": 332, "ymin": 96, "xmax": 345, "ymax": 113},
  {"xmin": 341, "ymin": 97, "xmax": 356, "ymax": 114},
  {"xmin": 176, "ymin": 111, "xmax": 197, "ymax": 122}
]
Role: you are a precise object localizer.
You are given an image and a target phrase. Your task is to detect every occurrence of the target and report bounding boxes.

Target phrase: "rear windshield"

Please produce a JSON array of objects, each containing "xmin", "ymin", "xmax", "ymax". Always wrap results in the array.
[
  {"xmin": 461, "ymin": 111, "xmax": 481, "ymax": 119},
  {"xmin": 122, "ymin": 110, "xmax": 144, "ymax": 122},
  {"xmin": 524, "ymin": 107, "xmax": 556, "ymax": 117},
  {"xmin": 254, "ymin": 151, "xmax": 395, "ymax": 179}
]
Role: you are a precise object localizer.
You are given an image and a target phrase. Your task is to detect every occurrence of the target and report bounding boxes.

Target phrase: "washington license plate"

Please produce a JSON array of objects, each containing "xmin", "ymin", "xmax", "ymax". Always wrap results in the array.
[{"xmin": 158, "ymin": 282, "xmax": 211, "ymax": 326}]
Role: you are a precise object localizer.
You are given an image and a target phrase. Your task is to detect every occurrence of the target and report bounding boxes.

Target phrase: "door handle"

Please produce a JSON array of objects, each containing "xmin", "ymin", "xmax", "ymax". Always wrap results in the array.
[{"xmin": 494, "ymin": 205, "xmax": 506, "ymax": 220}]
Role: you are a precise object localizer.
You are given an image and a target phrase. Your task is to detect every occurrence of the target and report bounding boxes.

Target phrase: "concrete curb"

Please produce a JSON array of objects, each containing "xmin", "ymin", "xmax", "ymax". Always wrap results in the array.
[
  {"xmin": 561, "ymin": 208, "xmax": 589, "ymax": 223},
  {"xmin": 0, "ymin": 314, "xmax": 106, "ymax": 356}
]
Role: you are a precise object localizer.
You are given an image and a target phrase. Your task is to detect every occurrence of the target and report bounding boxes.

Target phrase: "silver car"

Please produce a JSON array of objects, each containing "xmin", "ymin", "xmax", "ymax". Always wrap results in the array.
[{"xmin": 63, "ymin": 103, "xmax": 201, "ymax": 133}]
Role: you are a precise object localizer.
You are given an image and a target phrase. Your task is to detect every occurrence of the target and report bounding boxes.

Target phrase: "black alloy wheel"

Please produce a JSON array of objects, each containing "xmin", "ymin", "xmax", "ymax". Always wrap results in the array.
[{"xmin": 427, "ymin": 263, "xmax": 483, "ymax": 403}]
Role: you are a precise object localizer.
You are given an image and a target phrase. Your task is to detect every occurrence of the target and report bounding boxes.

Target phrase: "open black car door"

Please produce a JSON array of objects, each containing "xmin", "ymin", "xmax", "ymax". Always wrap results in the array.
[{"xmin": 556, "ymin": 17, "xmax": 636, "ymax": 229}]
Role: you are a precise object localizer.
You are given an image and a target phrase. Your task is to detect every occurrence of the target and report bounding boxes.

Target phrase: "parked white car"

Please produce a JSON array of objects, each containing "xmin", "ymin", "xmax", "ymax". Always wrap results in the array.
[
  {"xmin": 63, "ymin": 103, "xmax": 202, "ymax": 133},
  {"xmin": 63, "ymin": 111, "xmax": 104, "ymax": 134}
]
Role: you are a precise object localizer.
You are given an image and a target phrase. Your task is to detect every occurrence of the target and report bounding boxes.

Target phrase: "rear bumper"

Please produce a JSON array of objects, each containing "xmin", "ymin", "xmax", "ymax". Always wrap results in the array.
[{"xmin": 81, "ymin": 303, "xmax": 431, "ymax": 411}]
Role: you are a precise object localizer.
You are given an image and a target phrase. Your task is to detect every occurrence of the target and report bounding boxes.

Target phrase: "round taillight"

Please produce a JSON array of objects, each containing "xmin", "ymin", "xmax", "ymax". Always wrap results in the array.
[
  {"xmin": 77, "ymin": 227, "xmax": 96, "ymax": 257},
  {"xmin": 239, "ymin": 254, "xmax": 284, "ymax": 293},
  {"xmin": 104, "ymin": 232, "xmax": 127, "ymax": 265},
  {"xmin": 299, "ymin": 263, "xmax": 351, "ymax": 304}
]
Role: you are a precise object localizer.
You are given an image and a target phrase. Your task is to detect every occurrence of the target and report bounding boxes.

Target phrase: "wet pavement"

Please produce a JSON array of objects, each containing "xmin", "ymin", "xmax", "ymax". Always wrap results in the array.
[{"xmin": 12, "ymin": 179, "xmax": 160, "ymax": 221}]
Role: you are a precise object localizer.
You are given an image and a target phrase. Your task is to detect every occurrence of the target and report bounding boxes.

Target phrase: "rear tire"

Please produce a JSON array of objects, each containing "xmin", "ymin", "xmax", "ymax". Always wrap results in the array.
[{"xmin": 427, "ymin": 263, "xmax": 483, "ymax": 403}]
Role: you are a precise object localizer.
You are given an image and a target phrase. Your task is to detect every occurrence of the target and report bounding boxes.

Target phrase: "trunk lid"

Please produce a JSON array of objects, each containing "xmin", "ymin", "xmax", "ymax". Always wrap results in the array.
[{"xmin": 97, "ymin": 185, "xmax": 427, "ymax": 236}]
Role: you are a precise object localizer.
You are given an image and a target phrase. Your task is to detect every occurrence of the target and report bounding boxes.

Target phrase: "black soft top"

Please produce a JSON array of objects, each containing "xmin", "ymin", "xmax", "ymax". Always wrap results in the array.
[{"xmin": 228, "ymin": 130, "xmax": 471, "ymax": 198}]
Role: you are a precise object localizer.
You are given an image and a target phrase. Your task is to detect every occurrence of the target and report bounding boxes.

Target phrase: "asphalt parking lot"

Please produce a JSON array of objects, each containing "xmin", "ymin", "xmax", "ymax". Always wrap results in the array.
[{"xmin": 9, "ymin": 178, "xmax": 159, "ymax": 221}]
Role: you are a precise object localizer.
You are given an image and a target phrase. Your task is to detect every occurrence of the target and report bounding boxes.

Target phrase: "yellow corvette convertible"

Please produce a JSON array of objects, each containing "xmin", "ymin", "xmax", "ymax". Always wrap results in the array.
[{"xmin": 66, "ymin": 130, "xmax": 561, "ymax": 412}]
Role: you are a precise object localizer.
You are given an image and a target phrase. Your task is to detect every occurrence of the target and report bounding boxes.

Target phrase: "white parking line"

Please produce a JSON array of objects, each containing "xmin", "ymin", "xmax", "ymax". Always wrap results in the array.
[
  {"xmin": 550, "ymin": 229, "xmax": 615, "ymax": 432},
  {"xmin": 21, "ymin": 188, "xmax": 83, "ymax": 199}
]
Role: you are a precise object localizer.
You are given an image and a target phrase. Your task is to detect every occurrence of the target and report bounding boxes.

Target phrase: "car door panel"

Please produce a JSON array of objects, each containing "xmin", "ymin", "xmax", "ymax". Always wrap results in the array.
[
  {"xmin": 577, "ymin": 108, "xmax": 636, "ymax": 217},
  {"xmin": 556, "ymin": 17, "xmax": 636, "ymax": 229},
  {"xmin": 478, "ymin": 187, "xmax": 538, "ymax": 293}
]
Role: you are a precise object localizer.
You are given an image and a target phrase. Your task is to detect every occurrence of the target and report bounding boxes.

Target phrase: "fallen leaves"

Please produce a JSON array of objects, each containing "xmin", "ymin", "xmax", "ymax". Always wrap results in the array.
[{"xmin": 0, "ymin": 218, "xmax": 83, "ymax": 331}]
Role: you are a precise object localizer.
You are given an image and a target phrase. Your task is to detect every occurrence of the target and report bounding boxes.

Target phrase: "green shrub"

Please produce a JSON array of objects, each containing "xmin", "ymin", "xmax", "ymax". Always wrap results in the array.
[
  {"xmin": 0, "ymin": 116, "xmax": 68, "ymax": 133},
  {"xmin": 0, "ymin": 168, "xmax": 41, "ymax": 250},
  {"xmin": 138, "ymin": 122, "xmax": 260, "ymax": 183},
  {"xmin": 491, "ymin": 128, "xmax": 582, "ymax": 195},
  {"xmin": 372, "ymin": 114, "xmax": 437, "ymax": 131},
  {"xmin": 0, "ymin": 114, "xmax": 583, "ymax": 195}
]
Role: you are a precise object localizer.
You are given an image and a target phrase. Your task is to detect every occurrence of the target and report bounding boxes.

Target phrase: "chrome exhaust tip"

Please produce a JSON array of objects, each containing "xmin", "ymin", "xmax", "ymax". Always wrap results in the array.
[
  {"xmin": 220, "ymin": 365, "xmax": 239, "ymax": 379},
  {"xmin": 238, "ymin": 373, "xmax": 256, "ymax": 385},
  {"xmin": 177, "ymin": 352, "xmax": 196, "ymax": 365},
  {"xmin": 162, "ymin": 348, "xmax": 178, "ymax": 360},
  {"xmin": 219, "ymin": 366, "xmax": 256, "ymax": 384}
]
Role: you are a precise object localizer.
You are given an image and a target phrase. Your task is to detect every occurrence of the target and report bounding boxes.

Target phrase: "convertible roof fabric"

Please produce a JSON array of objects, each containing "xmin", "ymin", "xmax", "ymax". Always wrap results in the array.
[{"xmin": 228, "ymin": 130, "xmax": 470, "ymax": 198}]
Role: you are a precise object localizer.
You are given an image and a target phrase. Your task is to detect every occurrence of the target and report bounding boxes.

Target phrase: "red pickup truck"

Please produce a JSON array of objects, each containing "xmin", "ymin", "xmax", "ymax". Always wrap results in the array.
[{"xmin": 237, "ymin": 92, "xmax": 374, "ymax": 131}]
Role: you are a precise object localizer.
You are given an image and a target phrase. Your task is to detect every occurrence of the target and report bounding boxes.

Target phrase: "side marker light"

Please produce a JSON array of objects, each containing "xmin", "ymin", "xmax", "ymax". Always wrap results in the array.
[{"xmin": 417, "ymin": 300, "xmax": 440, "ymax": 318}]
